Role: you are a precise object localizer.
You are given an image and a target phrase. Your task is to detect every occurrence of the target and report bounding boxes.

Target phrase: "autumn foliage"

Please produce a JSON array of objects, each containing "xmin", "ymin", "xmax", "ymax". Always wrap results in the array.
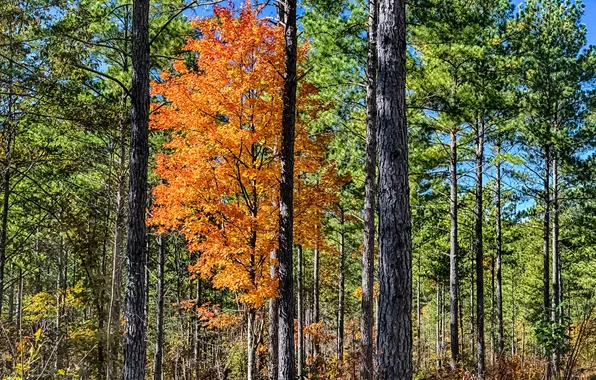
[{"xmin": 150, "ymin": 5, "xmax": 338, "ymax": 309}]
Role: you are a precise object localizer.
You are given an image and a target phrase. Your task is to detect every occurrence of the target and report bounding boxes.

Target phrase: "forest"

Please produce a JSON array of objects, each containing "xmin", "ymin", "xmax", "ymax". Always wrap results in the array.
[{"xmin": 1, "ymin": 0, "xmax": 596, "ymax": 379}]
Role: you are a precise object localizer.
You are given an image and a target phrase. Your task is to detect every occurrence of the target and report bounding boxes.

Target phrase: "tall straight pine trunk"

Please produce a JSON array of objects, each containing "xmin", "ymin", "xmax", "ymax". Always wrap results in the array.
[
  {"xmin": 552, "ymin": 148, "xmax": 561, "ymax": 379},
  {"xmin": 449, "ymin": 128, "xmax": 459, "ymax": 369},
  {"xmin": 475, "ymin": 119, "xmax": 486, "ymax": 379},
  {"xmin": 543, "ymin": 143, "xmax": 551, "ymax": 380},
  {"xmin": 123, "ymin": 0, "xmax": 150, "ymax": 378},
  {"xmin": 375, "ymin": 0, "xmax": 412, "ymax": 377},
  {"xmin": 278, "ymin": 0, "xmax": 297, "ymax": 376},
  {"xmin": 495, "ymin": 141, "xmax": 504, "ymax": 357},
  {"xmin": 361, "ymin": 0, "xmax": 377, "ymax": 375}
]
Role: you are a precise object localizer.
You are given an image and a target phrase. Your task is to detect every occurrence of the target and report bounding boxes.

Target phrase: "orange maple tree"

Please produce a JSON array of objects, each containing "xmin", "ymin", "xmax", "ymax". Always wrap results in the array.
[{"xmin": 150, "ymin": 5, "xmax": 338, "ymax": 311}]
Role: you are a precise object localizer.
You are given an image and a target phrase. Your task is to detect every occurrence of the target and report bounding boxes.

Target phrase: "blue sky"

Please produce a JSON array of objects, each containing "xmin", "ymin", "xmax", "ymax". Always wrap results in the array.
[
  {"xmin": 513, "ymin": 0, "xmax": 596, "ymax": 45},
  {"xmin": 582, "ymin": 1, "xmax": 596, "ymax": 45},
  {"xmin": 578, "ymin": 1, "xmax": 594, "ymax": 45},
  {"xmin": 188, "ymin": 1, "xmax": 596, "ymax": 46}
]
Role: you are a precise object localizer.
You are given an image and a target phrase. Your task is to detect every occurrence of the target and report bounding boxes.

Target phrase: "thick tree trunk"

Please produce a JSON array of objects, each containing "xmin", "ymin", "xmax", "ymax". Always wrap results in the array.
[
  {"xmin": 123, "ymin": 0, "xmax": 150, "ymax": 378},
  {"xmin": 268, "ymin": 249, "xmax": 279, "ymax": 380},
  {"xmin": 495, "ymin": 142, "xmax": 504, "ymax": 357},
  {"xmin": 361, "ymin": 0, "xmax": 377, "ymax": 376},
  {"xmin": 375, "ymin": 0, "xmax": 412, "ymax": 377},
  {"xmin": 449, "ymin": 129, "xmax": 459, "ymax": 369},
  {"xmin": 297, "ymin": 245, "xmax": 304, "ymax": 379},
  {"xmin": 277, "ymin": 0, "xmax": 297, "ymax": 375},
  {"xmin": 154, "ymin": 235, "xmax": 165, "ymax": 380},
  {"xmin": 475, "ymin": 120, "xmax": 486, "ymax": 379}
]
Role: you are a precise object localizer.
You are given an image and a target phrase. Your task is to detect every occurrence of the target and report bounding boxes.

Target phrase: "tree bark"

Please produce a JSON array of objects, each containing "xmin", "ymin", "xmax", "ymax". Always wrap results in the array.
[
  {"xmin": 436, "ymin": 282, "xmax": 441, "ymax": 368},
  {"xmin": 123, "ymin": 0, "xmax": 150, "ymax": 378},
  {"xmin": 107, "ymin": 101, "xmax": 127, "ymax": 380},
  {"xmin": 416, "ymin": 254, "xmax": 421, "ymax": 369},
  {"xmin": 449, "ymin": 128, "xmax": 459, "ymax": 369},
  {"xmin": 7, "ymin": 264, "xmax": 14, "ymax": 322},
  {"xmin": 361, "ymin": 0, "xmax": 377, "ymax": 376},
  {"xmin": 495, "ymin": 141, "xmax": 504, "ymax": 357},
  {"xmin": 297, "ymin": 245, "xmax": 304, "ymax": 379},
  {"xmin": 0, "ymin": 138, "xmax": 11, "ymax": 318},
  {"xmin": 277, "ymin": 0, "xmax": 297, "ymax": 375},
  {"xmin": 543, "ymin": 145, "xmax": 551, "ymax": 322},
  {"xmin": 313, "ymin": 242, "xmax": 320, "ymax": 358},
  {"xmin": 154, "ymin": 235, "xmax": 165, "ymax": 380},
  {"xmin": 511, "ymin": 271, "xmax": 516, "ymax": 356},
  {"xmin": 337, "ymin": 212, "xmax": 346, "ymax": 369},
  {"xmin": 375, "ymin": 0, "xmax": 412, "ymax": 377},
  {"xmin": 194, "ymin": 276, "xmax": 202, "ymax": 379},
  {"xmin": 268, "ymin": 249, "xmax": 279, "ymax": 380},
  {"xmin": 552, "ymin": 150, "xmax": 560, "ymax": 379},
  {"xmin": 475, "ymin": 119, "xmax": 486, "ymax": 379},
  {"xmin": 543, "ymin": 143, "xmax": 551, "ymax": 380},
  {"xmin": 248, "ymin": 309, "xmax": 257, "ymax": 380}
]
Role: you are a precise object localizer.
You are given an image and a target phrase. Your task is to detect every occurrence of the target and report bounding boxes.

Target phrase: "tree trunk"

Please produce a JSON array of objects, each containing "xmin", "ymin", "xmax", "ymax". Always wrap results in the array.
[
  {"xmin": 361, "ymin": 0, "xmax": 377, "ymax": 376},
  {"xmin": 511, "ymin": 271, "xmax": 516, "ymax": 356},
  {"xmin": 490, "ymin": 256, "xmax": 495, "ymax": 366},
  {"xmin": 313, "ymin": 242, "xmax": 320, "ymax": 358},
  {"xmin": 278, "ymin": 0, "xmax": 297, "ymax": 375},
  {"xmin": 475, "ymin": 119, "xmax": 486, "ymax": 379},
  {"xmin": 449, "ymin": 128, "xmax": 459, "ymax": 369},
  {"xmin": 194, "ymin": 276, "xmax": 202, "ymax": 379},
  {"xmin": 123, "ymin": 0, "xmax": 150, "ymax": 378},
  {"xmin": 337, "ymin": 212, "xmax": 346, "ymax": 369},
  {"xmin": 470, "ymin": 256, "xmax": 475, "ymax": 358},
  {"xmin": 248, "ymin": 309, "xmax": 257, "ymax": 380},
  {"xmin": 297, "ymin": 245, "xmax": 304, "ymax": 379},
  {"xmin": 436, "ymin": 282, "xmax": 441, "ymax": 368},
  {"xmin": 107, "ymin": 105, "xmax": 127, "ymax": 380},
  {"xmin": 552, "ymin": 150, "xmax": 560, "ymax": 379},
  {"xmin": 0, "ymin": 152, "xmax": 10, "ymax": 318},
  {"xmin": 543, "ymin": 144, "xmax": 551, "ymax": 380},
  {"xmin": 495, "ymin": 141, "xmax": 504, "ymax": 357},
  {"xmin": 268, "ymin": 249, "xmax": 279, "ymax": 380},
  {"xmin": 416, "ymin": 254, "xmax": 421, "ymax": 370},
  {"xmin": 16, "ymin": 267, "xmax": 22, "ymax": 332},
  {"xmin": 8, "ymin": 264, "xmax": 14, "ymax": 322},
  {"xmin": 56, "ymin": 238, "xmax": 67, "ymax": 373},
  {"xmin": 0, "ymin": 38, "xmax": 14, "ymax": 319},
  {"xmin": 154, "ymin": 235, "xmax": 165, "ymax": 380},
  {"xmin": 375, "ymin": 0, "xmax": 412, "ymax": 377},
  {"xmin": 543, "ymin": 145, "xmax": 551, "ymax": 322}
]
